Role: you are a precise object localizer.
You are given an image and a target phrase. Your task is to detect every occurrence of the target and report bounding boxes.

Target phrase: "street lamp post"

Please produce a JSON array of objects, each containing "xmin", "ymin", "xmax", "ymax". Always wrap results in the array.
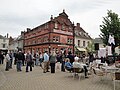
[
  {"xmin": 72, "ymin": 23, "xmax": 75, "ymax": 55},
  {"xmin": 49, "ymin": 45, "xmax": 51, "ymax": 55}
]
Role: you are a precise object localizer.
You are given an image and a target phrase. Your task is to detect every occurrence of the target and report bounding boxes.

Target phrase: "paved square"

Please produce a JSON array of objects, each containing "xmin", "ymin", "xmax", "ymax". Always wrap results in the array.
[{"xmin": 0, "ymin": 64, "xmax": 119, "ymax": 90}]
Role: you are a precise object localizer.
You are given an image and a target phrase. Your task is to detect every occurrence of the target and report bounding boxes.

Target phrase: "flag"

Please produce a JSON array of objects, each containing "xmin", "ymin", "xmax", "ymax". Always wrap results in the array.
[{"xmin": 108, "ymin": 35, "xmax": 115, "ymax": 45}]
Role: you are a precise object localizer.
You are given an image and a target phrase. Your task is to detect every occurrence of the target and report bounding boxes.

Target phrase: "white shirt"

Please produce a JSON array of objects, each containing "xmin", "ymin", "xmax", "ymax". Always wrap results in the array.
[
  {"xmin": 72, "ymin": 62, "xmax": 83, "ymax": 68},
  {"xmin": 6, "ymin": 54, "xmax": 10, "ymax": 62},
  {"xmin": 74, "ymin": 56, "xmax": 79, "ymax": 61},
  {"xmin": 108, "ymin": 35, "xmax": 115, "ymax": 45}
]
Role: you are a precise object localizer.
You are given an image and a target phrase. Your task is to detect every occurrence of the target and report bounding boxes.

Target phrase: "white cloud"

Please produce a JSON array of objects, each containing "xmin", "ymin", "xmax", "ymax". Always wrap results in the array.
[{"xmin": 0, "ymin": 0, "xmax": 120, "ymax": 38}]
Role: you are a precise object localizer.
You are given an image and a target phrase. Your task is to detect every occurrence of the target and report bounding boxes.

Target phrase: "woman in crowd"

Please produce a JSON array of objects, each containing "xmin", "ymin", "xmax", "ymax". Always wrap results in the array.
[
  {"xmin": 26, "ymin": 51, "xmax": 33, "ymax": 72},
  {"xmin": 65, "ymin": 58, "xmax": 73, "ymax": 72},
  {"xmin": 49, "ymin": 51, "xmax": 57, "ymax": 73}
]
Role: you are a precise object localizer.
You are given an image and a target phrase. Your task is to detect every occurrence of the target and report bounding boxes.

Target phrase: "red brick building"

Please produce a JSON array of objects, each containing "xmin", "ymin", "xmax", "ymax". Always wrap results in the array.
[{"xmin": 24, "ymin": 10, "xmax": 74, "ymax": 54}]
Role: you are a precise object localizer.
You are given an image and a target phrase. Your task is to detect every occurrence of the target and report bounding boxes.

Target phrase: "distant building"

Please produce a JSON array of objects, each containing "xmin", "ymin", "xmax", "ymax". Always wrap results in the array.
[
  {"xmin": 74, "ymin": 23, "xmax": 92, "ymax": 52},
  {"xmin": 0, "ymin": 34, "xmax": 9, "ymax": 53},
  {"xmin": 9, "ymin": 31, "xmax": 24, "ymax": 52},
  {"xmin": 93, "ymin": 38, "xmax": 105, "ymax": 48},
  {"xmin": 24, "ymin": 10, "xmax": 74, "ymax": 54}
]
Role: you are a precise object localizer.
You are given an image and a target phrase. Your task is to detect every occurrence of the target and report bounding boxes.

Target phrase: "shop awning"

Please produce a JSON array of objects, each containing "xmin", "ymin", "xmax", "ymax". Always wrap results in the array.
[
  {"xmin": 76, "ymin": 47, "xmax": 86, "ymax": 52},
  {"xmin": 0, "ymin": 48, "xmax": 8, "ymax": 50}
]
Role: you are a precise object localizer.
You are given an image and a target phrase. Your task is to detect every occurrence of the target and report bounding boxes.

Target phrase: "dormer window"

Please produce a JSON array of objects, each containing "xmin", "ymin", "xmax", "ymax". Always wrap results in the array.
[
  {"xmin": 75, "ymin": 31, "xmax": 79, "ymax": 36},
  {"xmin": 79, "ymin": 32, "xmax": 81, "ymax": 35},
  {"xmin": 55, "ymin": 23, "xmax": 58, "ymax": 29},
  {"xmin": 45, "ymin": 23, "xmax": 48, "ymax": 29}
]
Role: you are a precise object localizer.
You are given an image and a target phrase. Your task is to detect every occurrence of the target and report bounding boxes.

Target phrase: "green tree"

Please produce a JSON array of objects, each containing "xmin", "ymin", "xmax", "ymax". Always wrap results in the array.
[
  {"xmin": 86, "ymin": 41, "xmax": 94, "ymax": 53},
  {"xmin": 100, "ymin": 10, "xmax": 120, "ymax": 47}
]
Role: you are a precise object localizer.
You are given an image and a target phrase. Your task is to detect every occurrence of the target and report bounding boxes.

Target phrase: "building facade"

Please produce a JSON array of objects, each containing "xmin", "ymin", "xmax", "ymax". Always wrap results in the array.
[
  {"xmin": 9, "ymin": 32, "xmax": 24, "ymax": 52},
  {"xmin": 74, "ymin": 23, "xmax": 92, "ymax": 53},
  {"xmin": 0, "ymin": 34, "xmax": 9, "ymax": 53},
  {"xmin": 93, "ymin": 38, "xmax": 105, "ymax": 49},
  {"xmin": 24, "ymin": 10, "xmax": 74, "ymax": 54}
]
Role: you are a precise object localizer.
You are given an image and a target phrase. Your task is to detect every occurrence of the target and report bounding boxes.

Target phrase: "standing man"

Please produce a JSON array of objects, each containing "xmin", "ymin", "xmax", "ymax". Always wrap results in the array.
[
  {"xmin": 39, "ymin": 52, "xmax": 43, "ymax": 67},
  {"xmin": 16, "ymin": 50, "xmax": 24, "ymax": 72},
  {"xmin": 89, "ymin": 52, "xmax": 94, "ymax": 66},
  {"xmin": 5, "ymin": 52, "xmax": 10, "ymax": 71},
  {"xmin": 0, "ymin": 51, "xmax": 4, "ymax": 64},
  {"xmin": 9, "ymin": 51, "xmax": 13, "ymax": 69},
  {"xmin": 56, "ymin": 53, "xmax": 62, "ymax": 70},
  {"xmin": 26, "ymin": 51, "xmax": 33, "ymax": 72},
  {"xmin": 43, "ymin": 51, "xmax": 49, "ymax": 73},
  {"xmin": 35, "ymin": 52, "xmax": 39, "ymax": 66},
  {"xmin": 61, "ymin": 50, "xmax": 67, "ymax": 72}
]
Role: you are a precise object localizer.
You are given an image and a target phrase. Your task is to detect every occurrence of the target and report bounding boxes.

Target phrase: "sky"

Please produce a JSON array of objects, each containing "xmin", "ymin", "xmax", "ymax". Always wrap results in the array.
[{"xmin": 0, "ymin": 0, "xmax": 120, "ymax": 38}]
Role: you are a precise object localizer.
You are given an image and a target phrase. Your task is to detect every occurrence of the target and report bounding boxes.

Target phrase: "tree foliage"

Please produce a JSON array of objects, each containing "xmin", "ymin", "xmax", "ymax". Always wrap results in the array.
[
  {"xmin": 86, "ymin": 41, "xmax": 94, "ymax": 53},
  {"xmin": 100, "ymin": 10, "xmax": 120, "ymax": 47}
]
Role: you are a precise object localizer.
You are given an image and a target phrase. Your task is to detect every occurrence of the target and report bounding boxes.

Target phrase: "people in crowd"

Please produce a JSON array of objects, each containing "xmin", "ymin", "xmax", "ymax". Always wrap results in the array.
[
  {"xmin": 16, "ymin": 50, "xmax": 24, "ymax": 72},
  {"xmin": 61, "ymin": 52, "xmax": 66, "ymax": 72},
  {"xmin": 67, "ymin": 51, "xmax": 74, "ymax": 64},
  {"xmin": 73, "ymin": 59, "xmax": 88, "ymax": 78},
  {"xmin": 0, "ymin": 51, "xmax": 4, "ymax": 64},
  {"xmin": 56, "ymin": 53, "xmax": 62, "ymax": 70},
  {"xmin": 35, "ymin": 52, "xmax": 39, "ymax": 66},
  {"xmin": 65, "ymin": 58, "xmax": 73, "ymax": 72},
  {"xmin": 39, "ymin": 52, "xmax": 43, "ymax": 67},
  {"xmin": 74, "ymin": 55, "xmax": 79, "ymax": 61},
  {"xmin": 89, "ymin": 52, "xmax": 94, "ymax": 65},
  {"xmin": 25, "ymin": 51, "xmax": 33, "ymax": 72},
  {"xmin": 43, "ymin": 51, "xmax": 49, "ymax": 73},
  {"xmin": 21, "ymin": 50, "xmax": 25, "ymax": 66},
  {"xmin": 5, "ymin": 52, "xmax": 10, "ymax": 71},
  {"xmin": 49, "ymin": 51, "xmax": 56, "ymax": 73},
  {"xmin": 9, "ymin": 51, "xmax": 13, "ymax": 69},
  {"xmin": 14, "ymin": 51, "xmax": 18, "ymax": 65}
]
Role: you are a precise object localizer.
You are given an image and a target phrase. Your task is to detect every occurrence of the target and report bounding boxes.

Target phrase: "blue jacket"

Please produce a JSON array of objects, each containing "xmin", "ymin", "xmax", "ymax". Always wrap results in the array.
[
  {"xmin": 43, "ymin": 53, "xmax": 49, "ymax": 62},
  {"xmin": 65, "ymin": 62, "xmax": 72, "ymax": 69}
]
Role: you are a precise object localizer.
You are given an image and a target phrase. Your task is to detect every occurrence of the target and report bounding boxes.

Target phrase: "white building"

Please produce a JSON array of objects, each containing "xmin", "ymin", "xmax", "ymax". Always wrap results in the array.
[
  {"xmin": 74, "ymin": 23, "xmax": 92, "ymax": 53},
  {"xmin": 0, "ymin": 34, "xmax": 9, "ymax": 53},
  {"xmin": 9, "ymin": 32, "xmax": 24, "ymax": 52}
]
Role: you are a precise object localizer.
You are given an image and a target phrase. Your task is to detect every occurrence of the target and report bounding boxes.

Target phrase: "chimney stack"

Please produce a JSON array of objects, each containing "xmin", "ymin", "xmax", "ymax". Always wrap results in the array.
[
  {"xmin": 76, "ymin": 23, "xmax": 80, "ymax": 27},
  {"xmin": 7, "ymin": 33, "xmax": 9, "ymax": 38},
  {"xmin": 27, "ymin": 28, "xmax": 31, "ymax": 32},
  {"xmin": 50, "ymin": 15, "xmax": 53, "ymax": 21}
]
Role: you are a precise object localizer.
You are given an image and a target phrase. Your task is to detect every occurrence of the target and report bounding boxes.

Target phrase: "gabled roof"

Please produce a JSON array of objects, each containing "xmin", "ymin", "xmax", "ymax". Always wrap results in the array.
[
  {"xmin": 0, "ymin": 35, "xmax": 4, "ymax": 39},
  {"xmin": 75, "ymin": 26, "xmax": 92, "ymax": 40},
  {"xmin": 0, "ymin": 35, "xmax": 7, "ymax": 39},
  {"xmin": 59, "ymin": 10, "xmax": 68, "ymax": 18},
  {"xmin": 53, "ymin": 10, "xmax": 72, "ymax": 26}
]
